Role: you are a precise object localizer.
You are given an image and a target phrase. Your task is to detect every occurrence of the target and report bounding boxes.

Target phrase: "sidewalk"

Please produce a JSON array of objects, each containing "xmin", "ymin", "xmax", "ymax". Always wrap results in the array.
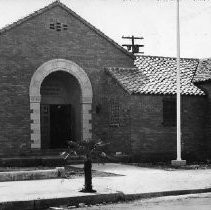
[{"xmin": 0, "ymin": 163, "xmax": 211, "ymax": 209}]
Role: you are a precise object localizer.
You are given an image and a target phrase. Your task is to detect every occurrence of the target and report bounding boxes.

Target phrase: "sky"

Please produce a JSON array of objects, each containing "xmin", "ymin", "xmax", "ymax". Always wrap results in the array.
[{"xmin": 0, "ymin": 0, "xmax": 211, "ymax": 58}]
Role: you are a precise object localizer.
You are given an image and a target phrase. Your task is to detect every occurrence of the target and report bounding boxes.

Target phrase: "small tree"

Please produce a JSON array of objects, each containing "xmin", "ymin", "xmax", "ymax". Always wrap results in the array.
[{"xmin": 60, "ymin": 139, "xmax": 108, "ymax": 193}]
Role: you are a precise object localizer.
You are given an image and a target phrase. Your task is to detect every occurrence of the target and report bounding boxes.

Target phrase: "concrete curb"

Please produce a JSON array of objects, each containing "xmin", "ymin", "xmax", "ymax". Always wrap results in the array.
[
  {"xmin": 1, "ymin": 187, "xmax": 211, "ymax": 210},
  {"xmin": 0, "ymin": 167, "xmax": 65, "ymax": 182}
]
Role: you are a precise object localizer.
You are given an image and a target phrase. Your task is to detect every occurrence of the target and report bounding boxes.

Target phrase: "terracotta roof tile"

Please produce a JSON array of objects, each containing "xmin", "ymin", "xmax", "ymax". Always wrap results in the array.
[
  {"xmin": 193, "ymin": 58, "xmax": 211, "ymax": 83},
  {"xmin": 106, "ymin": 56, "xmax": 205, "ymax": 96},
  {"xmin": 105, "ymin": 67, "xmax": 148, "ymax": 94}
]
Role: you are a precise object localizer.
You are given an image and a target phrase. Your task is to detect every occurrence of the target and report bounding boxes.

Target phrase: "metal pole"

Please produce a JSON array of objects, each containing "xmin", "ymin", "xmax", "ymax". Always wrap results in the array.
[{"xmin": 176, "ymin": 0, "xmax": 181, "ymax": 161}]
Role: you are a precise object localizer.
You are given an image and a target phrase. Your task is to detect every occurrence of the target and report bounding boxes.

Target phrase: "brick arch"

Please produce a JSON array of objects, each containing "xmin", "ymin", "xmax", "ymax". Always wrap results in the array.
[{"xmin": 29, "ymin": 59, "xmax": 93, "ymax": 149}]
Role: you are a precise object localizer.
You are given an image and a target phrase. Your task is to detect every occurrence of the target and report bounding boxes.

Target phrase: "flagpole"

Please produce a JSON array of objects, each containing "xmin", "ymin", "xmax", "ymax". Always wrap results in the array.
[
  {"xmin": 171, "ymin": 0, "xmax": 186, "ymax": 166},
  {"xmin": 176, "ymin": 0, "xmax": 181, "ymax": 161}
]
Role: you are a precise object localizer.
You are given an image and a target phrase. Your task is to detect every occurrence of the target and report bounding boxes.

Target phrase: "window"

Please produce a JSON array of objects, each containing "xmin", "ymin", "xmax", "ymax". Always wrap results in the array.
[
  {"xmin": 109, "ymin": 99, "xmax": 120, "ymax": 126},
  {"xmin": 163, "ymin": 97, "xmax": 176, "ymax": 126}
]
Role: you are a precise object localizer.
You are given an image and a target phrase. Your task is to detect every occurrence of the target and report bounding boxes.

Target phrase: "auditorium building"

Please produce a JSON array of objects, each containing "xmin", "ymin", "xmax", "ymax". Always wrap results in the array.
[{"xmin": 0, "ymin": 1, "xmax": 210, "ymax": 161}]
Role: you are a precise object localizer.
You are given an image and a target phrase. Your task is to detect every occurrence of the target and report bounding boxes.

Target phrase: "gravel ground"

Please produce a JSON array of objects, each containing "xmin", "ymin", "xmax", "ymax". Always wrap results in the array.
[
  {"xmin": 0, "ymin": 165, "xmax": 123, "ymax": 178},
  {"xmin": 0, "ymin": 166, "xmax": 54, "ymax": 172},
  {"xmin": 64, "ymin": 165, "xmax": 123, "ymax": 178}
]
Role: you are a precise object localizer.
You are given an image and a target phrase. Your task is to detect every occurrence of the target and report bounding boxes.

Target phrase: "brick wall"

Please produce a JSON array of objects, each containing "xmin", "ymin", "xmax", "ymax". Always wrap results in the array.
[
  {"xmin": 131, "ymin": 95, "xmax": 207, "ymax": 161},
  {"xmin": 0, "ymin": 6, "xmax": 134, "ymax": 155},
  {"xmin": 101, "ymin": 73, "xmax": 208, "ymax": 161},
  {"xmin": 198, "ymin": 82, "xmax": 211, "ymax": 158},
  {"xmin": 93, "ymin": 73, "xmax": 133, "ymax": 154}
]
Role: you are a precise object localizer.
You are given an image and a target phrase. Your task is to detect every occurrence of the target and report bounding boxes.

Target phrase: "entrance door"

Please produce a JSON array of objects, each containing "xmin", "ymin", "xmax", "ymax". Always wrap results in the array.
[
  {"xmin": 41, "ymin": 104, "xmax": 72, "ymax": 149},
  {"xmin": 50, "ymin": 104, "xmax": 72, "ymax": 148}
]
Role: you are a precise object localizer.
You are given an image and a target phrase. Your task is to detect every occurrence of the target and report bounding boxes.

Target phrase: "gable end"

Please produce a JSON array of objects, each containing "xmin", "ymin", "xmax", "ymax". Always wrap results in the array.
[{"xmin": 0, "ymin": 1, "xmax": 135, "ymax": 59}]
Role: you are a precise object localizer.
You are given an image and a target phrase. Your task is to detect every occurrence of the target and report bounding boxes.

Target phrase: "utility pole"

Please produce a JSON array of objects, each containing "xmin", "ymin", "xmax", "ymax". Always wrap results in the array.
[
  {"xmin": 122, "ymin": 36, "xmax": 144, "ymax": 54},
  {"xmin": 171, "ymin": 0, "xmax": 186, "ymax": 166}
]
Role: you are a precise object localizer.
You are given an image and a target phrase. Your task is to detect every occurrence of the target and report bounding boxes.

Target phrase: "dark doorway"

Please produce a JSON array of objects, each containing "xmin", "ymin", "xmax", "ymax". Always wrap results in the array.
[
  {"xmin": 40, "ymin": 71, "xmax": 81, "ymax": 148},
  {"xmin": 50, "ymin": 104, "xmax": 72, "ymax": 148},
  {"xmin": 41, "ymin": 104, "xmax": 72, "ymax": 149}
]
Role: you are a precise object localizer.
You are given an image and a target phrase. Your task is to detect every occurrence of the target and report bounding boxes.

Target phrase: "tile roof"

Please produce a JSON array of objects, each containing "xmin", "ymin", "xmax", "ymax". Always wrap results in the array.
[
  {"xmin": 193, "ymin": 58, "xmax": 211, "ymax": 83},
  {"xmin": 106, "ymin": 56, "xmax": 205, "ymax": 96},
  {"xmin": 0, "ymin": 1, "xmax": 135, "ymax": 60},
  {"xmin": 105, "ymin": 67, "xmax": 148, "ymax": 94}
]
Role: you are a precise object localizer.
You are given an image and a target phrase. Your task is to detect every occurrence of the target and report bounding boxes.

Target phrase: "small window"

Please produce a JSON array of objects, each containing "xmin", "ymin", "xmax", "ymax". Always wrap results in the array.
[
  {"xmin": 163, "ymin": 97, "xmax": 176, "ymax": 126},
  {"xmin": 109, "ymin": 99, "xmax": 120, "ymax": 126}
]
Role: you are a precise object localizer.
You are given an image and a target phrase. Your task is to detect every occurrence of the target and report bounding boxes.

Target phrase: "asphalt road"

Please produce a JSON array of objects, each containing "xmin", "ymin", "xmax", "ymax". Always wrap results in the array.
[{"xmin": 49, "ymin": 193, "xmax": 211, "ymax": 210}]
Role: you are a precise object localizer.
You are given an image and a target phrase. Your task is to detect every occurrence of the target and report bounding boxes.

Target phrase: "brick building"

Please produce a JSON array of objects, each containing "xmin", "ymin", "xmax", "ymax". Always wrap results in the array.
[{"xmin": 0, "ymin": 1, "xmax": 210, "ymax": 161}]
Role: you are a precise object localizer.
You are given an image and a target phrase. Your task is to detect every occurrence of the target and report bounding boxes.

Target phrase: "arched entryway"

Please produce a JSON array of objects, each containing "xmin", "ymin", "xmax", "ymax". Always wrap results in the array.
[
  {"xmin": 29, "ymin": 59, "xmax": 93, "ymax": 149},
  {"xmin": 40, "ymin": 71, "xmax": 81, "ymax": 149}
]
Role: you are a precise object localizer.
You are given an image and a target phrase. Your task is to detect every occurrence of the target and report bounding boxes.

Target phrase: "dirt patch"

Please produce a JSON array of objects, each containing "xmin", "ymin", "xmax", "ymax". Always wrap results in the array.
[
  {"xmin": 64, "ymin": 165, "xmax": 124, "ymax": 178},
  {"xmin": 0, "ymin": 165, "xmax": 123, "ymax": 178},
  {"xmin": 0, "ymin": 167, "xmax": 54, "ymax": 172}
]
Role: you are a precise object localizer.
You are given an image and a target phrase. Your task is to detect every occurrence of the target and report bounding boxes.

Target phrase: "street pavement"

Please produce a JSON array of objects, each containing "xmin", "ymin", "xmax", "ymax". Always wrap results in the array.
[{"xmin": 0, "ymin": 163, "xmax": 211, "ymax": 208}]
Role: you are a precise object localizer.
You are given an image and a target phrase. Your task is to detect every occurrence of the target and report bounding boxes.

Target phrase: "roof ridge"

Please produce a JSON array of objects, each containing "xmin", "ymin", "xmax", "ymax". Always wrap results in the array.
[
  {"xmin": 199, "ymin": 57, "xmax": 211, "ymax": 61},
  {"xmin": 136, "ymin": 55, "xmax": 199, "ymax": 61},
  {"xmin": 0, "ymin": 0, "xmax": 135, "ymax": 59}
]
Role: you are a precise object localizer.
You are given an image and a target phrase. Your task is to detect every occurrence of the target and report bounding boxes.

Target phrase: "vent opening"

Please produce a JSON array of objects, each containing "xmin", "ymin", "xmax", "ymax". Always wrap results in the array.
[{"xmin": 49, "ymin": 22, "xmax": 68, "ymax": 31}]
